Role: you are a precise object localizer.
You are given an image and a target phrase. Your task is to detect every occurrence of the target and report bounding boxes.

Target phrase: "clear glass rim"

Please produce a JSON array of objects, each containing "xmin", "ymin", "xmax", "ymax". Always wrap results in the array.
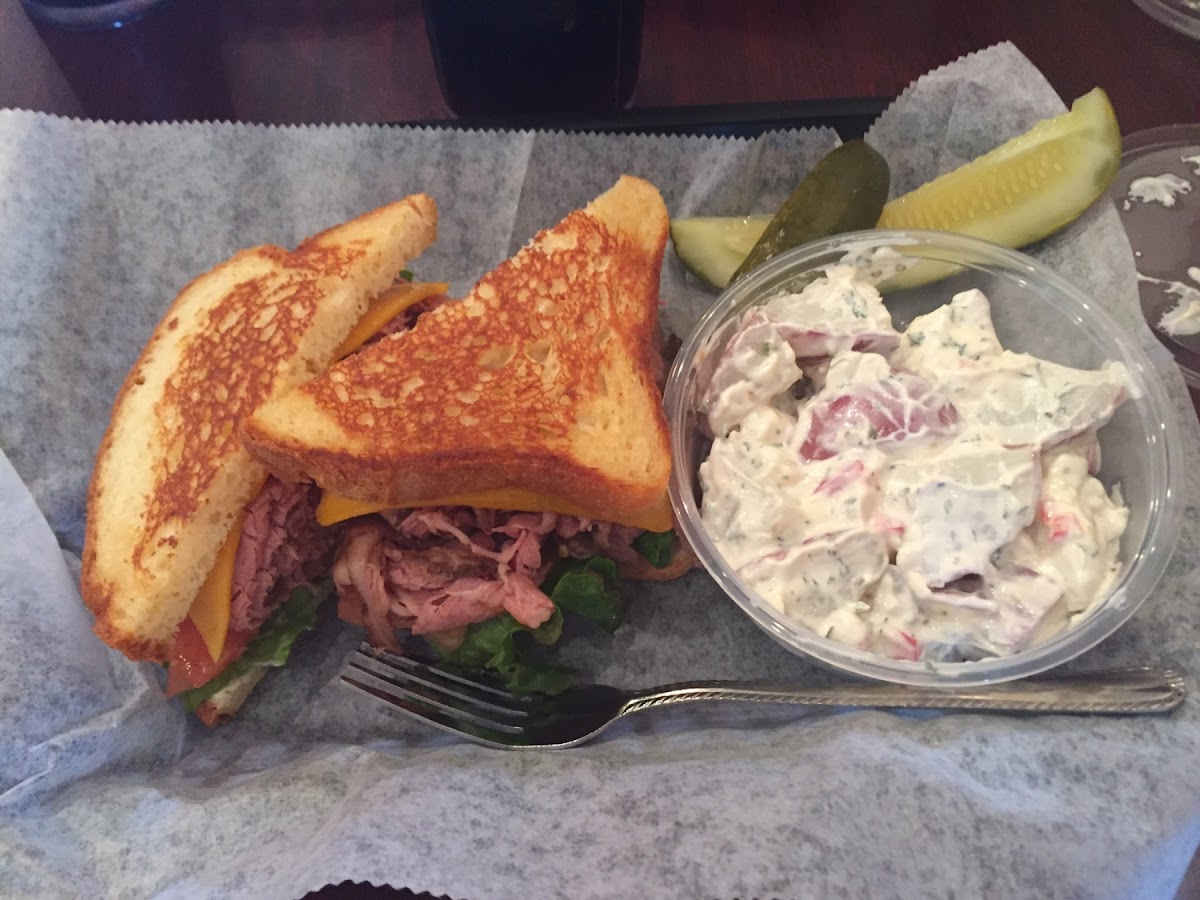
[
  {"xmin": 1129, "ymin": 0, "xmax": 1200, "ymax": 40},
  {"xmin": 665, "ymin": 229, "xmax": 1185, "ymax": 687}
]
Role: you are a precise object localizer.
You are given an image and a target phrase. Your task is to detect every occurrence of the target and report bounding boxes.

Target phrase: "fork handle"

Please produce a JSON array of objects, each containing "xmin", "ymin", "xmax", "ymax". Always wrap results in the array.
[{"xmin": 622, "ymin": 667, "xmax": 1186, "ymax": 716}]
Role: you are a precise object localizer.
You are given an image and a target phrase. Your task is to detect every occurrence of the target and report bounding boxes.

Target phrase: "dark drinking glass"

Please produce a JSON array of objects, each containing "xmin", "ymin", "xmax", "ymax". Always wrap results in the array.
[
  {"xmin": 18, "ymin": 0, "xmax": 170, "ymax": 30},
  {"xmin": 422, "ymin": 0, "xmax": 644, "ymax": 116}
]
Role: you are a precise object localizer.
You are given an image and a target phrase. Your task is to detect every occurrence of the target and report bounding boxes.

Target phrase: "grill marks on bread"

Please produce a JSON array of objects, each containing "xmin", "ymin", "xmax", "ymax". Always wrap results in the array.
[
  {"xmin": 241, "ymin": 176, "xmax": 672, "ymax": 529},
  {"xmin": 143, "ymin": 237, "xmax": 376, "ymax": 544},
  {"xmin": 148, "ymin": 261, "xmax": 347, "ymax": 538},
  {"xmin": 82, "ymin": 196, "xmax": 438, "ymax": 660},
  {"xmin": 323, "ymin": 213, "xmax": 638, "ymax": 442}
]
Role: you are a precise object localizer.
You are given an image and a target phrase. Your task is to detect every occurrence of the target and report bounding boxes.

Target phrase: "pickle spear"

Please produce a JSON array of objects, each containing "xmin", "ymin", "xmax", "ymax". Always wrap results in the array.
[
  {"xmin": 670, "ymin": 140, "xmax": 890, "ymax": 290},
  {"xmin": 730, "ymin": 140, "xmax": 890, "ymax": 283},
  {"xmin": 878, "ymin": 88, "xmax": 1121, "ymax": 243},
  {"xmin": 671, "ymin": 89, "xmax": 1121, "ymax": 291},
  {"xmin": 669, "ymin": 215, "xmax": 772, "ymax": 291}
]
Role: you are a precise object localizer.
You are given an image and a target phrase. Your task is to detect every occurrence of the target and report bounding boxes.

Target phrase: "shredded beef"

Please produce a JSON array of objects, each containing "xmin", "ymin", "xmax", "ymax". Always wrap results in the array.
[
  {"xmin": 333, "ymin": 522, "xmax": 396, "ymax": 647},
  {"xmin": 230, "ymin": 478, "xmax": 338, "ymax": 631},
  {"xmin": 334, "ymin": 506, "xmax": 626, "ymax": 649},
  {"xmin": 557, "ymin": 519, "xmax": 643, "ymax": 567},
  {"xmin": 330, "ymin": 293, "xmax": 668, "ymax": 647}
]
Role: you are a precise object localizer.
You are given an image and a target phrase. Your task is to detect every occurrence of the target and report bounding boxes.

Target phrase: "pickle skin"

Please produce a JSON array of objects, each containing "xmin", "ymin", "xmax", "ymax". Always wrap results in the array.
[
  {"xmin": 669, "ymin": 215, "xmax": 771, "ymax": 290},
  {"xmin": 671, "ymin": 89, "xmax": 1119, "ymax": 292},
  {"xmin": 731, "ymin": 139, "xmax": 891, "ymax": 283},
  {"xmin": 877, "ymin": 88, "xmax": 1121, "ymax": 247}
]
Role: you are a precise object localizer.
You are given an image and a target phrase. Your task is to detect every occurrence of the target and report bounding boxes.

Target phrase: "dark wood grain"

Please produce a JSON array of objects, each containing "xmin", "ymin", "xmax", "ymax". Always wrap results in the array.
[
  {"xmin": 635, "ymin": 0, "xmax": 1200, "ymax": 133},
  {"xmin": 3, "ymin": 0, "xmax": 1198, "ymax": 130}
]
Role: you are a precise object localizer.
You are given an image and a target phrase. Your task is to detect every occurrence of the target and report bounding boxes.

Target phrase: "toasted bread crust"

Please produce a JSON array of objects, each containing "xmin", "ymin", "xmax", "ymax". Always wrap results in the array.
[
  {"xmin": 82, "ymin": 196, "xmax": 437, "ymax": 661},
  {"xmin": 242, "ymin": 176, "xmax": 672, "ymax": 529}
]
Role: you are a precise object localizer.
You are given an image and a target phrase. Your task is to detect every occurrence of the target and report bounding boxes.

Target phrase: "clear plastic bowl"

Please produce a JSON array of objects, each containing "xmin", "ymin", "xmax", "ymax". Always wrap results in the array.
[{"xmin": 664, "ymin": 230, "xmax": 1184, "ymax": 687}]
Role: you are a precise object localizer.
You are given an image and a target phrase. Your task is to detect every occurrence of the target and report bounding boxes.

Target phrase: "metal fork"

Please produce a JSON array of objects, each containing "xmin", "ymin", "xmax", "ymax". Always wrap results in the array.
[{"xmin": 340, "ymin": 643, "xmax": 1186, "ymax": 749}]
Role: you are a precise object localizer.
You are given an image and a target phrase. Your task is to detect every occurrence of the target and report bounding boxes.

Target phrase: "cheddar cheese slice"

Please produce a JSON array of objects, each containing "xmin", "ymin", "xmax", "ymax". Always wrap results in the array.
[
  {"xmin": 187, "ymin": 510, "xmax": 245, "ymax": 662},
  {"xmin": 334, "ymin": 281, "xmax": 451, "ymax": 358},
  {"xmin": 316, "ymin": 488, "xmax": 674, "ymax": 533}
]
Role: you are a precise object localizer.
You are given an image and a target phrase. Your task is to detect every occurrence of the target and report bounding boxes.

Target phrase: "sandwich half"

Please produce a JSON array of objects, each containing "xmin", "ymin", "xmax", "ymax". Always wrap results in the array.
[
  {"xmin": 241, "ymin": 176, "xmax": 692, "ymax": 691},
  {"xmin": 81, "ymin": 195, "xmax": 438, "ymax": 723}
]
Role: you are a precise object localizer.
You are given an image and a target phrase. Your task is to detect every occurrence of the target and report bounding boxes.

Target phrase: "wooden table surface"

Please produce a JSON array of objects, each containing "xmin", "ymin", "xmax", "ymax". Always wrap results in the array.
[
  {"xmin": 2, "ymin": 0, "xmax": 1199, "ymax": 130},
  {"xmin": 2, "ymin": 2, "xmax": 1199, "ymax": 897}
]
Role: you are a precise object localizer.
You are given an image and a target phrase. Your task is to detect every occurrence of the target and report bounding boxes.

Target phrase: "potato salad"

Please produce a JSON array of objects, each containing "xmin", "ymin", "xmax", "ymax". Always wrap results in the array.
[{"xmin": 698, "ymin": 265, "xmax": 1135, "ymax": 662}]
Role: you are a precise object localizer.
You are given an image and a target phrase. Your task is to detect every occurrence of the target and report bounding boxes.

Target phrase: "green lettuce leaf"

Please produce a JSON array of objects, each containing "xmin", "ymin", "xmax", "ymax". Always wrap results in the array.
[
  {"xmin": 633, "ymin": 529, "xmax": 676, "ymax": 569},
  {"xmin": 544, "ymin": 556, "xmax": 625, "ymax": 634},
  {"xmin": 434, "ymin": 608, "xmax": 573, "ymax": 695},
  {"xmin": 178, "ymin": 585, "xmax": 324, "ymax": 713},
  {"xmin": 434, "ymin": 555, "xmax": 625, "ymax": 695}
]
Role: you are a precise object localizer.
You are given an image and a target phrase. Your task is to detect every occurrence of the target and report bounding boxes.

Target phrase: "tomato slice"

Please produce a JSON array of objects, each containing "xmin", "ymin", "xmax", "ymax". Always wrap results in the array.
[{"xmin": 164, "ymin": 617, "xmax": 255, "ymax": 698}]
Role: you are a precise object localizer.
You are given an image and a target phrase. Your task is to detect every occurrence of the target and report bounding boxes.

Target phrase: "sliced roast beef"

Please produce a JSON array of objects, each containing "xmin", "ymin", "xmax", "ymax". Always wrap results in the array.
[
  {"xmin": 329, "ymin": 293, "xmax": 670, "ymax": 647},
  {"xmin": 497, "ymin": 572, "xmax": 558, "ymax": 630},
  {"xmin": 229, "ymin": 477, "xmax": 338, "ymax": 631},
  {"xmin": 389, "ymin": 543, "xmax": 495, "ymax": 585},
  {"xmin": 333, "ymin": 521, "xmax": 396, "ymax": 647},
  {"xmin": 333, "ymin": 506, "xmax": 602, "ymax": 648},
  {"xmin": 407, "ymin": 573, "xmax": 552, "ymax": 635}
]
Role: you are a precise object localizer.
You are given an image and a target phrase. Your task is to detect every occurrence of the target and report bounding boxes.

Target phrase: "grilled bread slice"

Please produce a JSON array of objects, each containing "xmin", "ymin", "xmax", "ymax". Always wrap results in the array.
[
  {"xmin": 82, "ymin": 196, "xmax": 438, "ymax": 661},
  {"xmin": 241, "ymin": 176, "xmax": 672, "ymax": 532}
]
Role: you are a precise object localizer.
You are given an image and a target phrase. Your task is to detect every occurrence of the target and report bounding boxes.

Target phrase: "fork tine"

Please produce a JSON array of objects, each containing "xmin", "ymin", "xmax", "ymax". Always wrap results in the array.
[
  {"xmin": 343, "ymin": 645, "xmax": 530, "ymax": 733},
  {"xmin": 341, "ymin": 670, "xmax": 526, "ymax": 747},
  {"xmin": 344, "ymin": 661, "xmax": 527, "ymax": 729},
  {"xmin": 367, "ymin": 644, "xmax": 525, "ymax": 703}
]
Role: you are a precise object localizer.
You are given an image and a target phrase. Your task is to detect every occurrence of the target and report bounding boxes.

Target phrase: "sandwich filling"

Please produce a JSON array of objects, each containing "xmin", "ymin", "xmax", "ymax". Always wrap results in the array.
[
  {"xmin": 331, "ymin": 505, "xmax": 665, "ymax": 693},
  {"xmin": 166, "ymin": 281, "xmax": 450, "ymax": 708},
  {"xmin": 170, "ymin": 280, "xmax": 675, "ymax": 704},
  {"xmin": 335, "ymin": 507, "xmax": 649, "ymax": 649},
  {"xmin": 165, "ymin": 478, "xmax": 335, "ymax": 702}
]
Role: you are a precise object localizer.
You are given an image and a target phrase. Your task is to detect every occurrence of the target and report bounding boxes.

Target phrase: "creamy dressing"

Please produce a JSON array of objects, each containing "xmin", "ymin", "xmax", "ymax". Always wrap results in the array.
[
  {"xmin": 698, "ymin": 267, "xmax": 1133, "ymax": 662},
  {"xmin": 1123, "ymin": 173, "xmax": 1192, "ymax": 210},
  {"xmin": 1122, "ymin": 156, "xmax": 1200, "ymax": 337},
  {"xmin": 1142, "ymin": 267, "xmax": 1200, "ymax": 337}
]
